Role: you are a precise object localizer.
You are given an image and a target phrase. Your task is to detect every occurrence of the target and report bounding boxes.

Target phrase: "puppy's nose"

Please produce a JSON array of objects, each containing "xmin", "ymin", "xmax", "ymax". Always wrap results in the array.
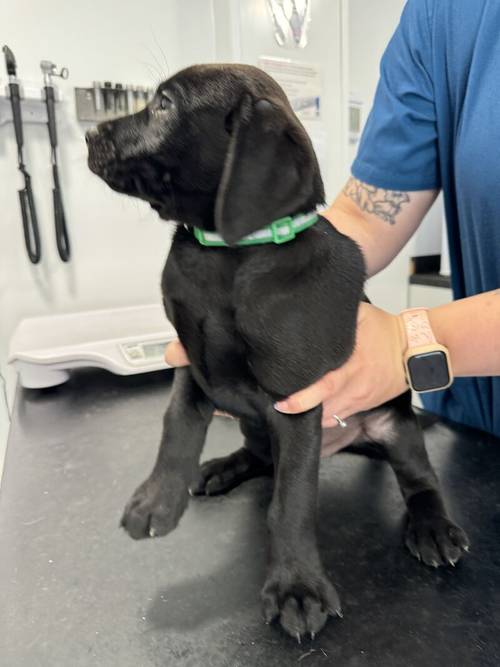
[
  {"xmin": 86, "ymin": 123, "xmax": 117, "ymax": 172},
  {"xmin": 85, "ymin": 121, "xmax": 115, "ymax": 144},
  {"xmin": 85, "ymin": 127, "xmax": 99, "ymax": 145}
]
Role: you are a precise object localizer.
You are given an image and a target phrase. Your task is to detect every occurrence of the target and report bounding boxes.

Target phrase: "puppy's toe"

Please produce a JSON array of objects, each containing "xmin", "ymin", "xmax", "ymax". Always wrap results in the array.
[
  {"xmin": 121, "ymin": 474, "xmax": 188, "ymax": 540},
  {"xmin": 278, "ymin": 595, "xmax": 330, "ymax": 639},
  {"xmin": 190, "ymin": 461, "xmax": 231, "ymax": 496},
  {"xmin": 405, "ymin": 515, "xmax": 470, "ymax": 567},
  {"xmin": 280, "ymin": 597, "xmax": 307, "ymax": 640},
  {"xmin": 120, "ymin": 505, "xmax": 149, "ymax": 540},
  {"xmin": 261, "ymin": 564, "xmax": 341, "ymax": 640},
  {"xmin": 190, "ymin": 449, "xmax": 272, "ymax": 496}
]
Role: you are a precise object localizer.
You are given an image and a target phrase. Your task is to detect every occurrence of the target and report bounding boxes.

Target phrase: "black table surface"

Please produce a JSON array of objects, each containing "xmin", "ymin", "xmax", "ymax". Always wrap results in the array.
[{"xmin": 1, "ymin": 369, "xmax": 499, "ymax": 667}]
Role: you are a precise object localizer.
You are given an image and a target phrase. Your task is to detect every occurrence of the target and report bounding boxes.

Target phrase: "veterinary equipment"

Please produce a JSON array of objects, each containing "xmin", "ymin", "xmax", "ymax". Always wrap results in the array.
[
  {"xmin": 8, "ymin": 304, "xmax": 177, "ymax": 388},
  {"xmin": 2, "ymin": 45, "xmax": 41, "ymax": 263},
  {"xmin": 93, "ymin": 80, "xmax": 103, "ymax": 112},
  {"xmin": 40, "ymin": 59, "xmax": 71, "ymax": 262},
  {"xmin": 74, "ymin": 82, "xmax": 155, "ymax": 122}
]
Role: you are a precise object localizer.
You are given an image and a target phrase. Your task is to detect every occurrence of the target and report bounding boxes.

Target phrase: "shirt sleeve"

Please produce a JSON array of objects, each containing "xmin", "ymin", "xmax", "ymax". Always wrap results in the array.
[{"xmin": 351, "ymin": 0, "xmax": 441, "ymax": 191}]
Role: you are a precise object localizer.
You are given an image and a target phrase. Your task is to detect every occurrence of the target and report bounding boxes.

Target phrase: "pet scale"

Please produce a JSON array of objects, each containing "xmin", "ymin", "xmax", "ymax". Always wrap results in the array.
[{"xmin": 8, "ymin": 304, "xmax": 177, "ymax": 388}]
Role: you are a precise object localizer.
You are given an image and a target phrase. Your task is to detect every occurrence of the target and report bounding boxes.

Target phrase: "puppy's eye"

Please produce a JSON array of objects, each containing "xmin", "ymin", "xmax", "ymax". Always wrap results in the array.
[{"xmin": 159, "ymin": 94, "xmax": 173, "ymax": 111}]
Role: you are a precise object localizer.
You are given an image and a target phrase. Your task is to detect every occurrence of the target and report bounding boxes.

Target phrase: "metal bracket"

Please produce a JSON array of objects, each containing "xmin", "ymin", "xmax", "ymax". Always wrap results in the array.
[{"xmin": 0, "ymin": 83, "xmax": 62, "ymax": 126}]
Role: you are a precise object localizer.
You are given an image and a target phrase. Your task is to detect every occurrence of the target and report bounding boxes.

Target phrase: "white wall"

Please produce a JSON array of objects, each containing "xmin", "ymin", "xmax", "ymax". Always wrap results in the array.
[{"xmin": 348, "ymin": 0, "xmax": 406, "ymax": 117}]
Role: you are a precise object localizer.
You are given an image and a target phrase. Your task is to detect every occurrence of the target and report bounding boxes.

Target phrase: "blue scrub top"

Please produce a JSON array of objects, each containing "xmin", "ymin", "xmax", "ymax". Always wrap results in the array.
[{"xmin": 352, "ymin": 0, "xmax": 500, "ymax": 437}]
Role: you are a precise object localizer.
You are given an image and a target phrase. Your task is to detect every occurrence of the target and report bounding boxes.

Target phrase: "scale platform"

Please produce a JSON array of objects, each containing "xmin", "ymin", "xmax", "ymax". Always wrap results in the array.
[{"xmin": 8, "ymin": 304, "xmax": 177, "ymax": 388}]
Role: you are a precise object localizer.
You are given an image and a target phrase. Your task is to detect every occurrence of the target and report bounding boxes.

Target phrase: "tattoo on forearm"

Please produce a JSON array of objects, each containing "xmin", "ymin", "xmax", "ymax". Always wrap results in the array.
[{"xmin": 343, "ymin": 178, "xmax": 410, "ymax": 225}]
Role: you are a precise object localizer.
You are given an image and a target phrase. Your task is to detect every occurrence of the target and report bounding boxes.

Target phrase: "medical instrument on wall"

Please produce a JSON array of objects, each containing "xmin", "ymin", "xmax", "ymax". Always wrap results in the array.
[
  {"xmin": 114, "ymin": 83, "xmax": 127, "ymax": 114},
  {"xmin": 2, "ymin": 45, "xmax": 41, "ymax": 264},
  {"xmin": 92, "ymin": 80, "xmax": 103, "ymax": 112},
  {"xmin": 40, "ymin": 59, "xmax": 71, "ymax": 262},
  {"xmin": 103, "ymin": 80, "xmax": 113, "ymax": 113}
]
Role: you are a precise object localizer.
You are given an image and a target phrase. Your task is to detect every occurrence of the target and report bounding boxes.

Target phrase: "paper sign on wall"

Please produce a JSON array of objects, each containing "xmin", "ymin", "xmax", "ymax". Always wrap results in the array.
[{"xmin": 258, "ymin": 56, "xmax": 321, "ymax": 121}]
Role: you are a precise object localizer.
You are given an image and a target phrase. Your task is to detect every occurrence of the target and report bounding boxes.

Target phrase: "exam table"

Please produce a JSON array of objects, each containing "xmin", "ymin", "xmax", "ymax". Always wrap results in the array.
[{"xmin": 1, "ymin": 369, "xmax": 499, "ymax": 666}]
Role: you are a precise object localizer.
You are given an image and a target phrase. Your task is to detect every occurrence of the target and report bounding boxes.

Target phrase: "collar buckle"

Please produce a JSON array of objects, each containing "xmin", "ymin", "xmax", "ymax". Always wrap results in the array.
[
  {"xmin": 193, "ymin": 227, "xmax": 214, "ymax": 246},
  {"xmin": 270, "ymin": 216, "xmax": 295, "ymax": 244}
]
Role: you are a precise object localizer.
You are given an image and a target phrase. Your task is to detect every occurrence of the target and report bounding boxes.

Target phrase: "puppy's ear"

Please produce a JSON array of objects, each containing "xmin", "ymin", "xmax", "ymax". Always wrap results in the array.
[{"xmin": 215, "ymin": 94, "xmax": 323, "ymax": 245}]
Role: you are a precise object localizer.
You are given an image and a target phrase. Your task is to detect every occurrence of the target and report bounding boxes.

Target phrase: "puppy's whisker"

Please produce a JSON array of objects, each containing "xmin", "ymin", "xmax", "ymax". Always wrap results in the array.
[
  {"xmin": 150, "ymin": 27, "xmax": 171, "ymax": 77},
  {"xmin": 138, "ymin": 60, "xmax": 163, "ymax": 86},
  {"xmin": 145, "ymin": 44, "xmax": 167, "ymax": 82}
]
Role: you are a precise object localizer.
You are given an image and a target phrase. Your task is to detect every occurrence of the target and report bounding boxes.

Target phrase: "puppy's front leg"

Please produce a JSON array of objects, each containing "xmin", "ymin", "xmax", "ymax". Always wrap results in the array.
[
  {"xmin": 121, "ymin": 368, "xmax": 213, "ymax": 540},
  {"xmin": 261, "ymin": 406, "xmax": 341, "ymax": 641}
]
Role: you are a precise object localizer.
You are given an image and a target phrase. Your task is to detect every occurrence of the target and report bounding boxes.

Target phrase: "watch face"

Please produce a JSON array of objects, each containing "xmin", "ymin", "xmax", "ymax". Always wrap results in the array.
[{"xmin": 407, "ymin": 351, "xmax": 450, "ymax": 392}]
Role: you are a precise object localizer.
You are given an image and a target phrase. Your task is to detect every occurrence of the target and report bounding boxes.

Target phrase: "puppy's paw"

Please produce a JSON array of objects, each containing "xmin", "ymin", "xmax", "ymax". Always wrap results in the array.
[
  {"xmin": 405, "ymin": 515, "xmax": 470, "ymax": 567},
  {"xmin": 190, "ymin": 448, "xmax": 272, "ymax": 496},
  {"xmin": 120, "ymin": 473, "xmax": 189, "ymax": 540},
  {"xmin": 261, "ymin": 562, "xmax": 341, "ymax": 641}
]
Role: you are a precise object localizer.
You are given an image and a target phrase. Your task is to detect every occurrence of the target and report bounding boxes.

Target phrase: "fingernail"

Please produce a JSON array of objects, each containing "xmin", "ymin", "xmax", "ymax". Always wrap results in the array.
[{"xmin": 274, "ymin": 401, "xmax": 289, "ymax": 412}]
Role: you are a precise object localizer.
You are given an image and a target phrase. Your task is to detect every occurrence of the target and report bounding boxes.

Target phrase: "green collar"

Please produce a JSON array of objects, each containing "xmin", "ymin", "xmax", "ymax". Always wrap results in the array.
[{"xmin": 192, "ymin": 211, "xmax": 319, "ymax": 247}]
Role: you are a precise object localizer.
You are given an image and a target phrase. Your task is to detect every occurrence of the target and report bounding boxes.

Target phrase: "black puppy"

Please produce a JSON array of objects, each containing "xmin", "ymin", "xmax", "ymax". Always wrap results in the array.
[{"xmin": 87, "ymin": 64, "xmax": 469, "ymax": 640}]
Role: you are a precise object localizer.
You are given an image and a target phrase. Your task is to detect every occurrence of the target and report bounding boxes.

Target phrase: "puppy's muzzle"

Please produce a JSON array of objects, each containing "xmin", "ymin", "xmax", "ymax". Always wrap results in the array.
[{"xmin": 86, "ymin": 126, "xmax": 117, "ymax": 175}]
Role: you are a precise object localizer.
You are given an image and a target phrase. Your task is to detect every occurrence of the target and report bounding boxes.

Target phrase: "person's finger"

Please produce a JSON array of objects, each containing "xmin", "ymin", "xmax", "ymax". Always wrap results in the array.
[
  {"xmin": 164, "ymin": 339, "xmax": 190, "ymax": 367},
  {"xmin": 274, "ymin": 370, "xmax": 339, "ymax": 414}
]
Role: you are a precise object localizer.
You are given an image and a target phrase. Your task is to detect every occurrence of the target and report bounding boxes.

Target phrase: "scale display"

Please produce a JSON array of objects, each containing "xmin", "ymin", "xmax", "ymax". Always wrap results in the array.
[{"xmin": 120, "ymin": 339, "xmax": 170, "ymax": 366}]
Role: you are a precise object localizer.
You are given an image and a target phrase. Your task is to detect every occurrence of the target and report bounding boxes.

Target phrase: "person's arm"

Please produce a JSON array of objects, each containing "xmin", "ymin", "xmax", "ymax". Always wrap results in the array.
[
  {"xmin": 323, "ymin": 177, "xmax": 439, "ymax": 277},
  {"xmin": 427, "ymin": 290, "xmax": 500, "ymax": 377}
]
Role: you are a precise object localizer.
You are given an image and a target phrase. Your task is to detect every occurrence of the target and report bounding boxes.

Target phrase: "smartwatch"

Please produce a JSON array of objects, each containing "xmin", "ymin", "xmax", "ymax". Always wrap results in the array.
[{"xmin": 400, "ymin": 308, "xmax": 453, "ymax": 393}]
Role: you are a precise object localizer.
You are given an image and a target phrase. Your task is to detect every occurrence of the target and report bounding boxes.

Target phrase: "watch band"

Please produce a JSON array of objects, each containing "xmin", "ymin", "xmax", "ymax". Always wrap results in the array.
[{"xmin": 400, "ymin": 308, "xmax": 436, "ymax": 349}]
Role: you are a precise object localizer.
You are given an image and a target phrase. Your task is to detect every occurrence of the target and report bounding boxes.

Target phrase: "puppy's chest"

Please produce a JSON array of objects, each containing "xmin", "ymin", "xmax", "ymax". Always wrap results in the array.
[{"xmin": 163, "ymin": 249, "xmax": 261, "ymax": 410}]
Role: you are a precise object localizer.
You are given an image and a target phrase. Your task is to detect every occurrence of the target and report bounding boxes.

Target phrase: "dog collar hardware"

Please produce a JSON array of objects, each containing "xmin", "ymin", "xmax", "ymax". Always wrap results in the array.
[{"xmin": 191, "ymin": 212, "xmax": 319, "ymax": 247}]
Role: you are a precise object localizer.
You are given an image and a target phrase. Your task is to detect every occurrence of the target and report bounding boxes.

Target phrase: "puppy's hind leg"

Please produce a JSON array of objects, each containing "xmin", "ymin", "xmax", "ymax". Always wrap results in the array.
[
  {"xmin": 190, "ymin": 418, "xmax": 273, "ymax": 496},
  {"xmin": 370, "ymin": 394, "xmax": 470, "ymax": 567}
]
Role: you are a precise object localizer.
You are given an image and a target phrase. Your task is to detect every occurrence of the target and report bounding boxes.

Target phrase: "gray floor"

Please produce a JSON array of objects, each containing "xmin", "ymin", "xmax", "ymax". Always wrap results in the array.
[{"xmin": 1, "ymin": 369, "xmax": 499, "ymax": 666}]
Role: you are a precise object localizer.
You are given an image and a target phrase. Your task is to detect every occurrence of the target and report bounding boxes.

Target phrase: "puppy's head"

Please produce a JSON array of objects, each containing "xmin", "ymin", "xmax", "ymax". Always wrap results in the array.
[{"xmin": 87, "ymin": 64, "xmax": 324, "ymax": 245}]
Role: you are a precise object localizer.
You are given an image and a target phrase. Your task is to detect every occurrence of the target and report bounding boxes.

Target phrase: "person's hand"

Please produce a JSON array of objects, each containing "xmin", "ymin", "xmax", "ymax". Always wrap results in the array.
[
  {"xmin": 274, "ymin": 302, "xmax": 408, "ymax": 427},
  {"xmin": 164, "ymin": 339, "xmax": 190, "ymax": 367}
]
